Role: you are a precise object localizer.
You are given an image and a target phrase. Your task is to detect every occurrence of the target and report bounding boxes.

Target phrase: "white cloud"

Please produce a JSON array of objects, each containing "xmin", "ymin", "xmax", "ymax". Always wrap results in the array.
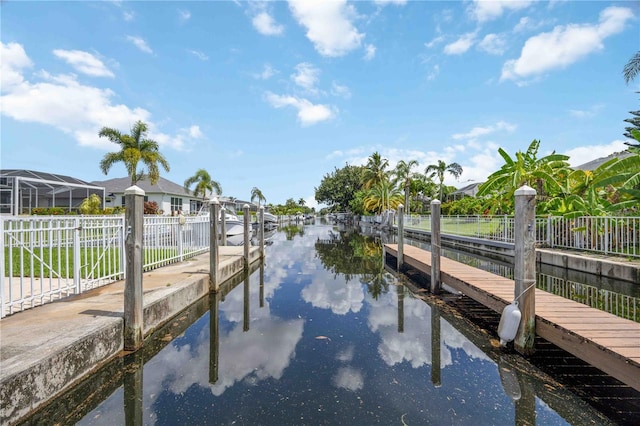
[
  {"xmin": 478, "ymin": 33, "xmax": 507, "ymax": 55},
  {"xmin": 186, "ymin": 125, "xmax": 203, "ymax": 139},
  {"xmin": 374, "ymin": 0, "xmax": 407, "ymax": 5},
  {"xmin": 126, "ymin": 35, "xmax": 153, "ymax": 54},
  {"xmin": 444, "ymin": 32, "xmax": 476, "ymax": 55},
  {"xmin": 468, "ymin": 0, "xmax": 533, "ymax": 23},
  {"xmin": 331, "ymin": 81, "xmax": 351, "ymax": 99},
  {"xmin": 53, "ymin": 49, "xmax": 114, "ymax": 78},
  {"xmin": 1, "ymin": 42, "xmax": 33, "ymax": 89},
  {"xmin": 425, "ymin": 35, "xmax": 445, "ymax": 49},
  {"xmin": 123, "ymin": 10, "xmax": 135, "ymax": 22},
  {"xmin": 265, "ymin": 92, "xmax": 335, "ymax": 126},
  {"xmin": 568, "ymin": 104, "xmax": 603, "ymax": 119},
  {"xmin": 0, "ymin": 41, "xmax": 190, "ymax": 151},
  {"xmin": 452, "ymin": 121, "xmax": 517, "ymax": 141},
  {"xmin": 254, "ymin": 64, "xmax": 276, "ymax": 80},
  {"xmin": 427, "ymin": 64, "xmax": 440, "ymax": 81},
  {"xmin": 288, "ymin": 0, "xmax": 365, "ymax": 57},
  {"xmin": 252, "ymin": 11, "xmax": 284, "ymax": 35},
  {"xmin": 363, "ymin": 44, "xmax": 376, "ymax": 60},
  {"xmin": 291, "ymin": 62, "xmax": 320, "ymax": 93},
  {"xmin": 188, "ymin": 49, "xmax": 209, "ymax": 61},
  {"xmin": 564, "ymin": 140, "xmax": 629, "ymax": 167},
  {"xmin": 501, "ymin": 6, "xmax": 634, "ymax": 82},
  {"xmin": 178, "ymin": 9, "xmax": 191, "ymax": 23}
]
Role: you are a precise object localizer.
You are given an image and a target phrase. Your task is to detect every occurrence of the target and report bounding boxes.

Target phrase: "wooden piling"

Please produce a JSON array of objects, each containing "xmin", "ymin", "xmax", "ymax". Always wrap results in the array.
[
  {"xmin": 514, "ymin": 185, "xmax": 537, "ymax": 355},
  {"xmin": 220, "ymin": 207, "xmax": 227, "ymax": 246},
  {"xmin": 243, "ymin": 204, "xmax": 250, "ymax": 269},
  {"xmin": 397, "ymin": 204, "xmax": 404, "ymax": 271},
  {"xmin": 430, "ymin": 200, "xmax": 441, "ymax": 294},
  {"xmin": 259, "ymin": 206, "xmax": 265, "ymax": 259},
  {"xmin": 210, "ymin": 198, "xmax": 220, "ymax": 292},
  {"xmin": 124, "ymin": 185, "xmax": 144, "ymax": 351}
]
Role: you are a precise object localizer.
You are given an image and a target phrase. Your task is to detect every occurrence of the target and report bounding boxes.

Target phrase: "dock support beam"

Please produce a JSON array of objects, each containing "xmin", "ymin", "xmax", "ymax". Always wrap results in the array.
[
  {"xmin": 124, "ymin": 185, "xmax": 144, "ymax": 351},
  {"xmin": 259, "ymin": 206, "xmax": 265, "ymax": 259},
  {"xmin": 243, "ymin": 204, "xmax": 250, "ymax": 269},
  {"xmin": 209, "ymin": 198, "xmax": 220, "ymax": 292},
  {"xmin": 514, "ymin": 185, "xmax": 537, "ymax": 355},
  {"xmin": 430, "ymin": 200, "xmax": 442, "ymax": 294},
  {"xmin": 397, "ymin": 204, "xmax": 404, "ymax": 270}
]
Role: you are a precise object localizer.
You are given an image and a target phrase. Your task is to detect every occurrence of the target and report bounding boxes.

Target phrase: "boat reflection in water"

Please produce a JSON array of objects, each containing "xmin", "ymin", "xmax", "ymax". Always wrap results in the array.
[{"xmin": 23, "ymin": 222, "xmax": 636, "ymax": 425}]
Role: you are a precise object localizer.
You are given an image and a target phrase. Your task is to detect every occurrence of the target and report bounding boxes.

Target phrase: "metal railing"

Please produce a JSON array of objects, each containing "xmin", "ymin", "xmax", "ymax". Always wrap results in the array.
[
  {"xmin": 1, "ymin": 215, "xmax": 211, "ymax": 317},
  {"xmin": 401, "ymin": 215, "xmax": 640, "ymax": 259}
]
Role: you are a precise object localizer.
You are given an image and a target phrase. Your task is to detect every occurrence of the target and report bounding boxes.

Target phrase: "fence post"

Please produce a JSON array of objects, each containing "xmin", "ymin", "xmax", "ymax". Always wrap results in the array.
[
  {"xmin": 124, "ymin": 185, "xmax": 144, "ymax": 351},
  {"xmin": 514, "ymin": 185, "xmax": 536, "ymax": 355},
  {"xmin": 178, "ymin": 211, "xmax": 185, "ymax": 261},
  {"xmin": 243, "ymin": 204, "xmax": 250, "ymax": 269},
  {"xmin": 397, "ymin": 204, "xmax": 404, "ymax": 271},
  {"xmin": 431, "ymin": 200, "xmax": 441, "ymax": 294},
  {"xmin": 73, "ymin": 217, "xmax": 81, "ymax": 294},
  {"xmin": 0, "ymin": 216, "xmax": 5, "ymax": 318},
  {"xmin": 210, "ymin": 198, "xmax": 220, "ymax": 292},
  {"xmin": 259, "ymin": 206, "xmax": 265, "ymax": 259}
]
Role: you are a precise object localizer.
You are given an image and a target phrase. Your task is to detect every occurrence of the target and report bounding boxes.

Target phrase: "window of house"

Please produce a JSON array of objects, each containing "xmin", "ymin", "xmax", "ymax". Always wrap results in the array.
[{"xmin": 171, "ymin": 197, "xmax": 182, "ymax": 212}]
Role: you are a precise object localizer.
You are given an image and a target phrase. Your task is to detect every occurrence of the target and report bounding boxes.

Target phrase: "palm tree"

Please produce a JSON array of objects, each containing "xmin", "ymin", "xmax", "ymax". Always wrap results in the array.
[
  {"xmin": 362, "ymin": 152, "xmax": 390, "ymax": 189},
  {"xmin": 425, "ymin": 160, "xmax": 463, "ymax": 201},
  {"xmin": 99, "ymin": 120, "xmax": 170, "ymax": 185},
  {"xmin": 298, "ymin": 198, "xmax": 306, "ymax": 206},
  {"xmin": 393, "ymin": 159, "xmax": 419, "ymax": 213},
  {"xmin": 363, "ymin": 180, "xmax": 403, "ymax": 214},
  {"xmin": 184, "ymin": 169, "xmax": 222, "ymax": 202},
  {"xmin": 623, "ymin": 51, "xmax": 640, "ymax": 85},
  {"xmin": 251, "ymin": 187, "xmax": 266, "ymax": 207}
]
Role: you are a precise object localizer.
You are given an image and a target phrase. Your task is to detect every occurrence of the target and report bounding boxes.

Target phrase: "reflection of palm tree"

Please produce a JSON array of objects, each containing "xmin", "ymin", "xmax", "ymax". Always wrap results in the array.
[
  {"xmin": 425, "ymin": 160, "xmax": 462, "ymax": 201},
  {"xmin": 99, "ymin": 120, "xmax": 170, "ymax": 185}
]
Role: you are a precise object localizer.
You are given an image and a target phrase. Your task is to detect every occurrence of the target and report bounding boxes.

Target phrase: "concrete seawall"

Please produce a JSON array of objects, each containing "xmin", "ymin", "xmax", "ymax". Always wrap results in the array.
[{"xmin": 0, "ymin": 247, "xmax": 261, "ymax": 425}]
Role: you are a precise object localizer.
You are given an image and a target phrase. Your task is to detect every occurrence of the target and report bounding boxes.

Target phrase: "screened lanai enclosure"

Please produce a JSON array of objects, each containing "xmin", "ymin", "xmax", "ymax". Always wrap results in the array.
[{"xmin": 0, "ymin": 170, "xmax": 105, "ymax": 215}]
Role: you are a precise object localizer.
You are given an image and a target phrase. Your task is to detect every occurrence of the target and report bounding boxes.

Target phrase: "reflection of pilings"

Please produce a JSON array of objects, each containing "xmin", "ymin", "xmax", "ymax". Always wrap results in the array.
[
  {"xmin": 243, "ymin": 270, "xmax": 250, "ymax": 332},
  {"xmin": 515, "ymin": 366, "xmax": 536, "ymax": 425},
  {"xmin": 124, "ymin": 353, "xmax": 143, "ymax": 426},
  {"xmin": 431, "ymin": 306, "xmax": 441, "ymax": 387},
  {"xmin": 260, "ymin": 262, "xmax": 265, "ymax": 308},
  {"xmin": 209, "ymin": 291, "xmax": 219, "ymax": 384},
  {"xmin": 397, "ymin": 282, "xmax": 404, "ymax": 333}
]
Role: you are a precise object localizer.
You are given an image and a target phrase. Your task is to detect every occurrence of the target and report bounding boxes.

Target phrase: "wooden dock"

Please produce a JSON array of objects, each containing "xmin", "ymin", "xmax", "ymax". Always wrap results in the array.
[{"xmin": 384, "ymin": 244, "xmax": 640, "ymax": 391}]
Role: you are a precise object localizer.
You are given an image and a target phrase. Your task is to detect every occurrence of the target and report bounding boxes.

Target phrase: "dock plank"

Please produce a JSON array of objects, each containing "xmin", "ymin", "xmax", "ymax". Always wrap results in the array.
[{"xmin": 385, "ymin": 243, "xmax": 640, "ymax": 391}]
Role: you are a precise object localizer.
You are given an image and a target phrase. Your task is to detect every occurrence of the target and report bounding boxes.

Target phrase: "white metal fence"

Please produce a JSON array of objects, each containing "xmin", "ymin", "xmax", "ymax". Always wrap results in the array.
[
  {"xmin": 401, "ymin": 215, "xmax": 640, "ymax": 259},
  {"xmin": 1, "ymin": 215, "xmax": 210, "ymax": 317}
]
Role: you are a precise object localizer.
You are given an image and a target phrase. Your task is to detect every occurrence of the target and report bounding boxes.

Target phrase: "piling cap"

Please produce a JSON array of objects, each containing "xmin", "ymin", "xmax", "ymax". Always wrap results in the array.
[
  {"xmin": 124, "ymin": 185, "xmax": 145, "ymax": 195},
  {"xmin": 209, "ymin": 197, "xmax": 219, "ymax": 205},
  {"xmin": 514, "ymin": 185, "xmax": 536, "ymax": 196}
]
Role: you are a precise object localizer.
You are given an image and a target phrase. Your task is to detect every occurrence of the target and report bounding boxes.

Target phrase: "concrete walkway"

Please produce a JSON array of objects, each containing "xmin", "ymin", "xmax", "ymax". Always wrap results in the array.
[{"xmin": 0, "ymin": 246, "xmax": 261, "ymax": 425}]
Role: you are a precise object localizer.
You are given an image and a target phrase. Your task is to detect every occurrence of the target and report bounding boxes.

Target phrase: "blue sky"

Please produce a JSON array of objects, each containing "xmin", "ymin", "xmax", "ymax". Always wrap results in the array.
[{"xmin": 1, "ymin": 1, "xmax": 638, "ymax": 207}]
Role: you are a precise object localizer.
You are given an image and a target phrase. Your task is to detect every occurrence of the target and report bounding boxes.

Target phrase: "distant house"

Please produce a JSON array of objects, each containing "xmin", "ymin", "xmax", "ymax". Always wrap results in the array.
[
  {"xmin": 449, "ymin": 182, "xmax": 483, "ymax": 200},
  {"xmin": 573, "ymin": 151, "xmax": 633, "ymax": 171},
  {"xmin": 93, "ymin": 176, "xmax": 211, "ymax": 215}
]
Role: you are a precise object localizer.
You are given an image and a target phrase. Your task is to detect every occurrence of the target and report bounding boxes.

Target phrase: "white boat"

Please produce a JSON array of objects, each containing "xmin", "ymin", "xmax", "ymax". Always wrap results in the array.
[
  {"xmin": 196, "ymin": 205, "xmax": 245, "ymax": 236},
  {"xmin": 263, "ymin": 211, "xmax": 278, "ymax": 225},
  {"xmin": 221, "ymin": 209, "xmax": 244, "ymax": 236}
]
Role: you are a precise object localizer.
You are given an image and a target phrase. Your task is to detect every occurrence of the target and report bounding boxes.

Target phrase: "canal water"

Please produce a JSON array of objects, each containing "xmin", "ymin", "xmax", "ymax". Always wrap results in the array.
[{"xmin": 20, "ymin": 221, "xmax": 638, "ymax": 425}]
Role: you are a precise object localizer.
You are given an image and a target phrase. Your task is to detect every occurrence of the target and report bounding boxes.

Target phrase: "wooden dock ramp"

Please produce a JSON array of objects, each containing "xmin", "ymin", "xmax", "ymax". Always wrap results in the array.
[{"xmin": 384, "ymin": 244, "xmax": 640, "ymax": 391}]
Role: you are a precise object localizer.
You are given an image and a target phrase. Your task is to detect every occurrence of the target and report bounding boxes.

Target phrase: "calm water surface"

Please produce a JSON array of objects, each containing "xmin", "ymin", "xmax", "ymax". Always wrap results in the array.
[{"xmin": 31, "ymin": 221, "xmax": 626, "ymax": 425}]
